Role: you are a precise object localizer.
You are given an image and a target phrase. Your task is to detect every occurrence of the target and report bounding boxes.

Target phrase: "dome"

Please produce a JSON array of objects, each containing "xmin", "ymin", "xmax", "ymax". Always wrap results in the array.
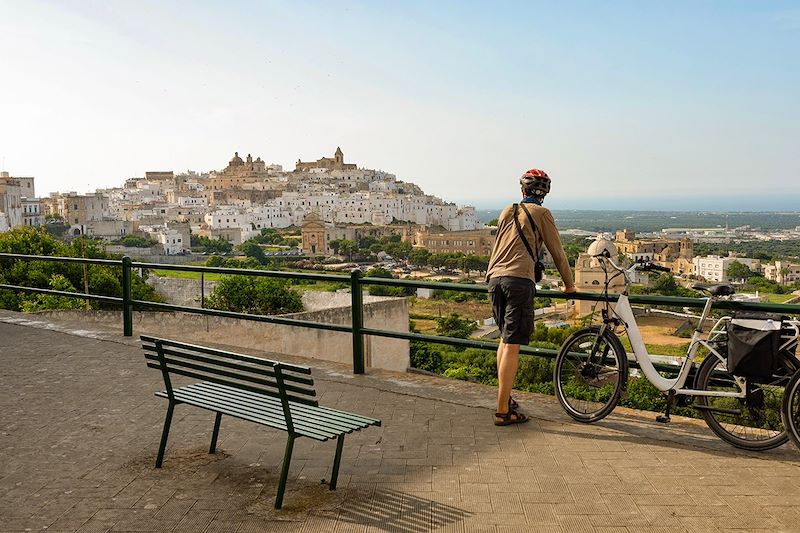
[{"xmin": 587, "ymin": 234, "xmax": 617, "ymax": 265}]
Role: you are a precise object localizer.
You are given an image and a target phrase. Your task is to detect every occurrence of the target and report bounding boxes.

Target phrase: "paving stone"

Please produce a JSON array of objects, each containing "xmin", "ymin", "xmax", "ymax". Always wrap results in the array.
[{"xmin": 4, "ymin": 318, "xmax": 800, "ymax": 533}]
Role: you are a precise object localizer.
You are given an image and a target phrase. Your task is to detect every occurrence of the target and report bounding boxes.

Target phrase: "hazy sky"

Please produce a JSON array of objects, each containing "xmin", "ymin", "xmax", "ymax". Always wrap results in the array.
[{"xmin": 1, "ymin": 1, "xmax": 798, "ymax": 209}]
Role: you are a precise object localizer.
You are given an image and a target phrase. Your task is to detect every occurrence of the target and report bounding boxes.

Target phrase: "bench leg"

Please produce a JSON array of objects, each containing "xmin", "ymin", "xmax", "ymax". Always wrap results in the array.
[
  {"xmin": 209, "ymin": 412, "xmax": 222, "ymax": 454},
  {"xmin": 329, "ymin": 434, "xmax": 345, "ymax": 491},
  {"xmin": 155, "ymin": 401, "xmax": 175, "ymax": 468},
  {"xmin": 274, "ymin": 434, "xmax": 295, "ymax": 510}
]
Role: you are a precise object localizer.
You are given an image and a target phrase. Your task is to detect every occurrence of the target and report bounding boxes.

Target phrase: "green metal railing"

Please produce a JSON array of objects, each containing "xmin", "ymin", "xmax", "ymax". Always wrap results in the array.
[{"xmin": 2, "ymin": 252, "xmax": 800, "ymax": 375}]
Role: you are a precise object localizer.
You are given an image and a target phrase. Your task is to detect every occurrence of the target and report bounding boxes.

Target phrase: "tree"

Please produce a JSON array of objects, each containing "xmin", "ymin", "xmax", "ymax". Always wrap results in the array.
[
  {"xmin": 364, "ymin": 266, "xmax": 410, "ymax": 296},
  {"xmin": 205, "ymin": 276, "xmax": 303, "ymax": 315},
  {"xmin": 191, "ymin": 235, "xmax": 233, "ymax": 254},
  {"xmin": 238, "ymin": 240, "xmax": 267, "ymax": 265},
  {"xmin": 464, "ymin": 255, "xmax": 490, "ymax": 275},
  {"xmin": 338, "ymin": 240, "xmax": 357, "ymax": 261},
  {"xmin": 779, "ymin": 267, "xmax": 791, "ymax": 285},
  {"xmin": 428, "ymin": 253, "xmax": 448, "ymax": 269},
  {"xmin": 408, "ymin": 248, "xmax": 430, "ymax": 267},
  {"xmin": 652, "ymin": 273, "xmax": 678, "ymax": 295},
  {"xmin": 726, "ymin": 260, "xmax": 753, "ymax": 283},
  {"xmin": 205, "ymin": 255, "xmax": 226, "ymax": 267},
  {"xmin": 358, "ymin": 236, "xmax": 379, "ymax": 250},
  {"xmin": 254, "ymin": 228, "xmax": 284, "ymax": 245},
  {"xmin": 435, "ymin": 313, "xmax": 478, "ymax": 339},
  {"xmin": 384, "ymin": 240, "xmax": 412, "ymax": 260},
  {"xmin": 444, "ymin": 254, "xmax": 463, "ymax": 272},
  {"xmin": 0, "ymin": 227, "xmax": 161, "ymax": 312},
  {"xmin": 487, "ymin": 218, "xmax": 499, "ymax": 226}
]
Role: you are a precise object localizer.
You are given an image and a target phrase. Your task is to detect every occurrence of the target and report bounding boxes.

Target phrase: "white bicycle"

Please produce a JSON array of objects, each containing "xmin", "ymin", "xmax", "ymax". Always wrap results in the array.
[{"xmin": 554, "ymin": 251, "xmax": 800, "ymax": 450}]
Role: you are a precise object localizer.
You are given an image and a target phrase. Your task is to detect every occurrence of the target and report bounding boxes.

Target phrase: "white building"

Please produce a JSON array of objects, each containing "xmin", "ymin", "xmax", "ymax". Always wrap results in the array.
[
  {"xmin": 156, "ymin": 228, "xmax": 186, "ymax": 255},
  {"xmin": 204, "ymin": 209, "xmax": 245, "ymax": 230},
  {"xmin": 21, "ymin": 198, "xmax": 44, "ymax": 227},
  {"xmin": 140, "ymin": 223, "xmax": 190, "ymax": 255},
  {"xmin": 0, "ymin": 172, "xmax": 24, "ymax": 229},
  {"xmin": 176, "ymin": 196, "xmax": 208, "ymax": 208},
  {"xmin": 693, "ymin": 255, "xmax": 761, "ymax": 282},
  {"xmin": 764, "ymin": 261, "xmax": 800, "ymax": 284}
]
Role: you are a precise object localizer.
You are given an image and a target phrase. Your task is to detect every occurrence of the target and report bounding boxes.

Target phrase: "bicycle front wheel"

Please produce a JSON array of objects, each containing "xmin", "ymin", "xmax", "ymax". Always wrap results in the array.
[
  {"xmin": 695, "ymin": 352, "xmax": 796, "ymax": 451},
  {"xmin": 554, "ymin": 326, "xmax": 628, "ymax": 423}
]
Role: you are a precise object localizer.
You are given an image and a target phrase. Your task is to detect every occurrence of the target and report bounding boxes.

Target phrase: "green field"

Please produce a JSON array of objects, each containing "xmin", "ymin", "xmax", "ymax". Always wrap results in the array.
[{"xmin": 759, "ymin": 292, "xmax": 798, "ymax": 304}]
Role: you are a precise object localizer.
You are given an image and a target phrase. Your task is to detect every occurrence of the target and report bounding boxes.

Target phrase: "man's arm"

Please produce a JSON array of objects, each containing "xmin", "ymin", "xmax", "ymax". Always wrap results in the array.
[{"xmin": 539, "ymin": 210, "xmax": 576, "ymax": 292}]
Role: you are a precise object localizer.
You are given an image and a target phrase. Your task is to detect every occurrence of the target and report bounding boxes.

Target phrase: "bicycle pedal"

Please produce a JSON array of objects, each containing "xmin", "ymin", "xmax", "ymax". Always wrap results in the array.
[{"xmin": 655, "ymin": 415, "xmax": 671, "ymax": 424}]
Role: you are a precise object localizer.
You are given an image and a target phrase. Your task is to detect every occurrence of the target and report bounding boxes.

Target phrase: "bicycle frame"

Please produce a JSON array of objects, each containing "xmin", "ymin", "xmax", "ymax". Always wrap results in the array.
[{"xmin": 611, "ymin": 294, "xmax": 746, "ymax": 399}]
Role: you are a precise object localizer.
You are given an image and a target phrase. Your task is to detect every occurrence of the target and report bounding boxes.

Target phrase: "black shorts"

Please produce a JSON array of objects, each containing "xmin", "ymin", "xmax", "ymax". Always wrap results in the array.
[{"xmin": 489, "ymin": 276, "xmax": 535, "ymax": 345}]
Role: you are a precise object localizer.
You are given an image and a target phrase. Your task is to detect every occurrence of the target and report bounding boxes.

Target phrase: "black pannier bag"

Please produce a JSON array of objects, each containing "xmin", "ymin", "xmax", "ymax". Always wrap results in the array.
[{"xmin": 726, "ymin": 311, "xmax": 785, "ymax": 377}]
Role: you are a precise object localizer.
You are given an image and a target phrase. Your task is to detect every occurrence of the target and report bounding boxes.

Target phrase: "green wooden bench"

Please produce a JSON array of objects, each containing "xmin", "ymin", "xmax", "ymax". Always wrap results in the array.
[{"xmin": 141, "ymin": 335, "xmax": 381, "ymax": 509}]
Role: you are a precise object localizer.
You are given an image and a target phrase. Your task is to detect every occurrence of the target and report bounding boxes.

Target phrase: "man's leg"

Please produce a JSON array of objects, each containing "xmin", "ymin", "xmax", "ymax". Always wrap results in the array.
[{"xmin": 496, "ymin": 341, "xmax": 521, "ymax": 421}]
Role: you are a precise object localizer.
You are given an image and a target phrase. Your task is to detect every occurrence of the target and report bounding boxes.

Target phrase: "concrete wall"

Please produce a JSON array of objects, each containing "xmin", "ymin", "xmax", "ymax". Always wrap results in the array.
[
  {"xmin": 147, "ymin": 275, "xmax": 396, "ymax": 311},
  {"xmin": 39, "ymin": 296, "xmax": 410, "ymax": 372}
]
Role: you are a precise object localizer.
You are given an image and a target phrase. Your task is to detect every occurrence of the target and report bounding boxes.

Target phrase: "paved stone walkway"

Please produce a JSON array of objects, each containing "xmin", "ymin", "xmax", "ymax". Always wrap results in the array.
[{"xmin": 3, "ymin": 317, "xmax": 800, "ymax": 532}]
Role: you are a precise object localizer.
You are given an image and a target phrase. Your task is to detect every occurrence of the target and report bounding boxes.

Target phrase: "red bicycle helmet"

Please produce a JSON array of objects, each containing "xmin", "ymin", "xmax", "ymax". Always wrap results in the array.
[{"xmin": 520, "ymin": 168, "xmax": 550, "ymax": 196}]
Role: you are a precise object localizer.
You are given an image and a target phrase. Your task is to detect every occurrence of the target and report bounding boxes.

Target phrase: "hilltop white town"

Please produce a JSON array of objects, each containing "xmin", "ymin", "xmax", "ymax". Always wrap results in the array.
[
  {"xmin": 0, "ymin": 148, "xmax": 489, "ymax": 254},
  {"xmin": 1, "ymin": 148, "xmax": 799, "ymax": 306}
]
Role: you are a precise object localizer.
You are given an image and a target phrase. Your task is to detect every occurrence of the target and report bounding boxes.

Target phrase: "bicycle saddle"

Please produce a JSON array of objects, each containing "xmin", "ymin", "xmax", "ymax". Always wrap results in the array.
[{"xmin": 691, "ymin": 283, "xmax": 735, "ymax": 296}]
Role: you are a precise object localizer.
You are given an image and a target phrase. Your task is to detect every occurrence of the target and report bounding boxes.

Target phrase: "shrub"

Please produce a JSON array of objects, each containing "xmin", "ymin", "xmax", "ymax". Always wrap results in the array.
[
  {"xmin": 364, "ymin": 266, "xmax": 411, "ymax": 296},
  {"xmin": 20, "ymin": 274, "xmax": 85, "ymax": 312},
  {"xmin": 435, "ymin": 313, "xmax": 477, "ymax": 339},
  {"xmin": 205, "ymin": 275, "xmax": 303, "ymax": 315},
  {"xmin": 409, "ymin": 341, "xmax": 445, "ymax": 373}
]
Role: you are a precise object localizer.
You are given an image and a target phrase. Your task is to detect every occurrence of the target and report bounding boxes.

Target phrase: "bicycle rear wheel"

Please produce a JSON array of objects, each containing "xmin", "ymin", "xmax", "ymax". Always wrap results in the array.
[
  {"xmin": 554, "ymin": 326, "xmax": 628, "ymax": 423},
  {"xmin": 695, "ymin": 352, "xmax": 796, "ymax": 451},
  {"xmin": 780, "ymin": 370, "xmax": 800, "ymax": 451}
]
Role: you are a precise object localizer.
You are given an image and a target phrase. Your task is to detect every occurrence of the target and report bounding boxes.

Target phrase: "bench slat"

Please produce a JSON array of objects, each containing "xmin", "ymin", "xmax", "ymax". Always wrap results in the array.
[
  {"xmin": 155, "ymin": 389, "xmax": 344, "ymax": 440},
  {"xmin": 145, "ymin": 362, "xmax": 319, "ymax": 407},
  {"xmin": 155, "ymin": 391, "xmax": 335, "ymax": 441},
  {"xmin": 143, "ymin": 346, "xmax": 315, "ymax": 386},
  {"xmin": 164, "ymin": 388, "xmax": 361, "ymax": 438},
  {"xmin": 142, "ymin": 344, "xmax": 315, "ymax": 387},
  {"xmin": 185, "ymin": 383, "xmax": 375, "ymax": 433},
  {"xmin": 144, "ymin": 353, "xmax": 316, "ymax": 398},
  {"xmin": 191, "ymin": 382, "xmax": 380, "ymax": 428},
  {"xmin": 141, "ymin": 336, "xmax": 311, "ymax": 374}
]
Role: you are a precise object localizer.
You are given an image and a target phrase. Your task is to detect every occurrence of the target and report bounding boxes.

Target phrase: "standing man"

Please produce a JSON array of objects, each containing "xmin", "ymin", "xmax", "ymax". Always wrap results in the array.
[{"xmin": 486, "ymin": 169, "xmax": 576, "ymax": 425}]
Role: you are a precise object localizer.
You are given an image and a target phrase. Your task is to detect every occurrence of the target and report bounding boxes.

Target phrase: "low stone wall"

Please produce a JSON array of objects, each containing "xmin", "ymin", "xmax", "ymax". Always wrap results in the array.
[
  {"xmin": 147, "ymin": 276, "xmax": 218, "ymax": 308},
  {"xmin": 39, "ymin": 297, "xmax": 410, "ymax": 372},
  {"xmin": 105, "ymin": 246, "xmax": 205, "ymax": 264}
]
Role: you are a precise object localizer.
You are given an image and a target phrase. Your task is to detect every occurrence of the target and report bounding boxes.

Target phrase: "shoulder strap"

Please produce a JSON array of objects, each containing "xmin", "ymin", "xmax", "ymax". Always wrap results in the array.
[
  {"xmin": 518, "ymin": 203, "xmax": 541, "ymax": 258},
  {"xmin": 512, "ymin": 203, "xmax": 537, "ymax": 261}
]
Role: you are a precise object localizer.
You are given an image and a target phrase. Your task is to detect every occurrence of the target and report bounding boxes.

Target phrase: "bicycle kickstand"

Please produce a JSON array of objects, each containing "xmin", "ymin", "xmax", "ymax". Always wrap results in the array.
[{"xmin": 656, "ymin": 390, "xmax": 677, "ymax": 424}]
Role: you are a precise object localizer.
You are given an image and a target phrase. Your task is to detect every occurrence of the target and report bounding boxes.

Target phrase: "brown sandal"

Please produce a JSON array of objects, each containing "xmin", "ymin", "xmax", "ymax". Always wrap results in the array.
[{"xmin": 494, "ymin": 406, "xmax": 529, "ymax": 426}]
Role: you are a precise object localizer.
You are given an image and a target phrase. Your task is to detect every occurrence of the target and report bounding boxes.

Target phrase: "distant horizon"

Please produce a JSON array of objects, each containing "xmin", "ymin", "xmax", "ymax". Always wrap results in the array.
[{"xmin": 471, "ymin": 194, "xmax": 800, "ymax": 213}]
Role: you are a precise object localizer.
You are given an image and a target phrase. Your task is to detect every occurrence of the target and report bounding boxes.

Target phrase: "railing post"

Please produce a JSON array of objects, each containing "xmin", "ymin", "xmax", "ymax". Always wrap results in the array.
[
  {"xmin": 350, "ymin": 269, "xmax": 365, "ymax": 374},
  {"xmin": 122, "ymin": 256, "xmax": 133, "ymax": 337}
]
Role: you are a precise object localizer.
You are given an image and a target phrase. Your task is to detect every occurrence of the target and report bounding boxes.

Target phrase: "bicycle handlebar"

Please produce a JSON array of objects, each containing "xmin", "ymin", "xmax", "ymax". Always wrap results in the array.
[
  {"xmin": 641, "ymin": 263, "xmax": 672, "ymax": 273},
  {"xmin": 590, "ymin": 252, "xmax": 672, "ymax": 276}
]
